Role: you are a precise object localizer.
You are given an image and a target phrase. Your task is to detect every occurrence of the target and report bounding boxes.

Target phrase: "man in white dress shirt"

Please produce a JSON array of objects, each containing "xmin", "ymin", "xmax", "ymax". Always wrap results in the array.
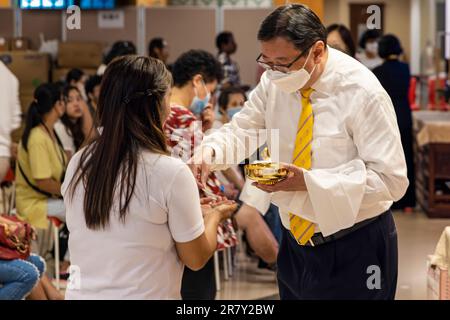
[
  {"xmin": 0, "ymin": 61, "xmax": 21, "ymax": 182},
  {"xmin": 190, "ymin": 4, "xmax": 408, "ymax": 299}
]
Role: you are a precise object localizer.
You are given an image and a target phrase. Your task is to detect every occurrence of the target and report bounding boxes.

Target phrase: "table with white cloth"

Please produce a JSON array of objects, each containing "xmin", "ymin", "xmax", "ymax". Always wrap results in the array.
[{"xmin": 413, "ymin": 111, "xmax": 450, "ymax": 217}]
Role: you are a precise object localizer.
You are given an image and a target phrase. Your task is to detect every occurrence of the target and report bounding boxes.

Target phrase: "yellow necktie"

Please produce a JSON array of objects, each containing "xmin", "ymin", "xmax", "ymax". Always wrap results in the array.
[{"xmin": 289, "ymin": 88, "xmax": 315, "ymax": 246}]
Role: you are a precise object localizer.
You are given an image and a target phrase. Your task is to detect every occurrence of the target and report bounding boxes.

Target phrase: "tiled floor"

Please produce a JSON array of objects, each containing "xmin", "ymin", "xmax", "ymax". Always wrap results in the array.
[{"xmin": 216, "ymin": 210, "xmax": 449, "ymax": 300}]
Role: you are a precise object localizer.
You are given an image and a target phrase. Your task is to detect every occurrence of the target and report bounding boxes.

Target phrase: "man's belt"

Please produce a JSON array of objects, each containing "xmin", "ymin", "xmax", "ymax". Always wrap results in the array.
[{"xmin": 290, "ymin": 211, "xmax": 388, "ymax": 247}]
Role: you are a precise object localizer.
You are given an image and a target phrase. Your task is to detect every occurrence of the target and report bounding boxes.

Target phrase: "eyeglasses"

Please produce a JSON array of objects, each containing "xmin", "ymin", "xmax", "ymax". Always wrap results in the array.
[{"xmin": 256, "ymin": 43, "xmax": 314, "ymax": 73}]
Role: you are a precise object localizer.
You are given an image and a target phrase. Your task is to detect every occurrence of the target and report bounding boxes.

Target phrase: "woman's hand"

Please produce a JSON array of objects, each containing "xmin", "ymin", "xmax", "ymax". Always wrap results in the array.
[{"xmin": 212, "ymin": 200, "xmax": 238, "ymax": 221}]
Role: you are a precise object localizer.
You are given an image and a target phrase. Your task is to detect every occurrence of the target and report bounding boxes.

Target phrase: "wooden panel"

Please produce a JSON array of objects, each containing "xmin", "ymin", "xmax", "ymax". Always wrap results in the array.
[
  {"xmin": 223, "ymin": 8, "xmax": 273, "ymax": 87},
  {"xmin": 22, "ymin": 10, "xmax": 62, "ymax": 50},
  {"xmin": 145, "ymin": 7, "xmax": 216, "ymax": 64},
  {"xmin": 273, "ymin": 0, "xmax": 324, "ymax": 20},
  {"xmin": 66, "ymin": 7, "xmax": 138, "ymax": 47},
  {"xmin": 0, "ymin": 8, "xmax": 14, "ymax": 38}
]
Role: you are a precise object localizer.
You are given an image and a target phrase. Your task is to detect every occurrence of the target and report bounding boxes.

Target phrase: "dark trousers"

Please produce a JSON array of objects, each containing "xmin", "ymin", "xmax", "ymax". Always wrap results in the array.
[
  {"xmin": 277, "ymin": 211, "xmax": 398, "ymax": 300},
  {"xmin": 181, "ymin": 257, "xmax": 216, "ymax": 300}
]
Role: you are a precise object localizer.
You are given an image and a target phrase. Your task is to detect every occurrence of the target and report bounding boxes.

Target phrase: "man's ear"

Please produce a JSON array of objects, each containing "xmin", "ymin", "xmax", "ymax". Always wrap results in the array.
[
  {"xmin": 192, "ymin": 74, "xmax": 203, "ymax": 87},
  {"xmin": 313, "ymin": 41, "xmax": 326, "ymax": 64}
]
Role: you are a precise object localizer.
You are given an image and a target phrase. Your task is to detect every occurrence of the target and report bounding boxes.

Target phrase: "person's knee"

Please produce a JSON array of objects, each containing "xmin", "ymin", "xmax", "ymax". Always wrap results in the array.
[
  {"xmin": 15, "ymin": 261, "xmax": 40, "ymax": 295},
  {"xmin": 27, "ymin": 254, "xmax": 46, "ymax": 278}
]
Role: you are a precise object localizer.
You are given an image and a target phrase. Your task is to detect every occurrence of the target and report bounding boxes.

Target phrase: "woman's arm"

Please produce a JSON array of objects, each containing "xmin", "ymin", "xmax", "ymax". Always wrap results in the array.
[
  {"xmin": 35, "ymin": 179, "xmax": 62, "ymax": 196},
  {"xmin": 175, "ymin": 202, "xmax": 237, "ymax": 271}
]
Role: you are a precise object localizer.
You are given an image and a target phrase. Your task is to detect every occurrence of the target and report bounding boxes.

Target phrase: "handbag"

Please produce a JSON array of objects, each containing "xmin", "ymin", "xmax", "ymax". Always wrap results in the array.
[{"xmin": 0, "ymin": 215, "xmax": 36, "ymax": 260}]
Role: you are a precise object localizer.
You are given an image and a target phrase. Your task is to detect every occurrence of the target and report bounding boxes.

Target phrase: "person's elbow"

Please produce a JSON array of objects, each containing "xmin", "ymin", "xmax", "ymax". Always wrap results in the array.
[
  {"xmin": 175, "ymin": 234, "xmax": 215, "ymax": 271},
  {"xmin": 387, "ymin": 170, "xmax": 410, "ymax": 202},
  {"xmin": 183, "ymin": 254, "xmax": 210, "ymax": 271}
]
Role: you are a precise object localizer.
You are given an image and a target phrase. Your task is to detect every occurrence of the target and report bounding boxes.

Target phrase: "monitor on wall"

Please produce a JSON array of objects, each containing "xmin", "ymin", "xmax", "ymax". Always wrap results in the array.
[
  {"xmin": 20, "ymin": 0, "xmax": 116, "ymax": 9},
  {"xmin": 20, "ymin": 0, "xmax": 69, "ymax": 9}
]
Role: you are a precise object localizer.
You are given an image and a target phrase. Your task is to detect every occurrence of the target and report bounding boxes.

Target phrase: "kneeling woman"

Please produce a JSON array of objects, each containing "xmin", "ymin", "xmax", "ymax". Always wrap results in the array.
[{"xmin": 62, "ymin": 55, "xmax": 236, "ymax": 300}]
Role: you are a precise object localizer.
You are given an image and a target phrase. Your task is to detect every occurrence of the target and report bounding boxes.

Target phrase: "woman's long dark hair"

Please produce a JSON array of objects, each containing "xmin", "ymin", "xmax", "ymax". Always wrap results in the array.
[
  {"xmin": 62, "ymin": 86, "xmax": 85, "ymax": 150},
  {"xmin": 22, "ymin": 83, "xmax": 62, "ymax": 151},
  {"xmin": 68, "ymin": 55, "xmax": 172, "ymax": 230}
]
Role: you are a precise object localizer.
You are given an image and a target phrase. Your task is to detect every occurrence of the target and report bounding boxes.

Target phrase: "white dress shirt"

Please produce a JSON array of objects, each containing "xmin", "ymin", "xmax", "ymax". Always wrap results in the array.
[
  {"xmin": 0, "ymin": 61, "xmax": 21, "ymax": 158},
  {"xmin": 202, "ymin": 47, "xmax": 409, "ymax": 237}
]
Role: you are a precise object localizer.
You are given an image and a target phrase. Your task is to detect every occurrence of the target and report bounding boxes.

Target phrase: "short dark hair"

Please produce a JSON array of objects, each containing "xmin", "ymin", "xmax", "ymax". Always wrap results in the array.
[
  {"xmin": 378, "ymin": 34, "xmax": 403, "ymax": 59},
  {"xmin": 85, "ymin": 75, "xmax": 102, "ymax": 97},
  {"xmin": 257, "ymin": 4, "xmax": 327, "ymax": 53},
  {"xmin": 104, "ymin": 41, "xmax": 137, "ymax": 65},
  {"xmin": 66, "ymin": 68, "xmax": 84, "ymax": 84},
  {"xmin": 327, "ymin": 24, "xmax": 356, "ymax": 57},
  {"xmin": 359, "ymin": 29, "xmax": 382, "ymax": 49},
  {"xmin": 216, "ymin": 31, "xmax": 234, "ymax": 52},
  {"xmin": 148, "ymin": 37, "xmax": 166, "ymax": 58},
  {"xmin": 218, "ymin": 86, "xmax": 247, "ymax": 111},
  {"xmin": 172, "ymin": 49, "xmax": 223, "ymax": 87}
]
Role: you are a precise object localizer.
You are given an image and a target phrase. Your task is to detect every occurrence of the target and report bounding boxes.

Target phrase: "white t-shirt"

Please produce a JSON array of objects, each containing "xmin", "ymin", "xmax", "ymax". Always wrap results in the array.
[
  {"xmin": 62, "ymin": 149, "xmax": 205, "ymax": 300},
  {"xmin": 54, "ymin": 120, "xmax": 76, "ymax": 155}
]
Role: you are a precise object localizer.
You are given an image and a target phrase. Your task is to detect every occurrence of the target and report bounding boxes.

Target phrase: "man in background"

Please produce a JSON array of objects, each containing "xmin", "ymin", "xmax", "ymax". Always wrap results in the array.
[{"xmin": 0, "ymin": 60, "xmax": 21, "ymax": 182}]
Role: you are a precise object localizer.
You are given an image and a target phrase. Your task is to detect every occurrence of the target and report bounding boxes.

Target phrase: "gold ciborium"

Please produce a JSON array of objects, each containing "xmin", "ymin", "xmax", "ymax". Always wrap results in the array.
[{"xmin": 244, "ymin": 162, "xmax": 288, "ymax": 185}]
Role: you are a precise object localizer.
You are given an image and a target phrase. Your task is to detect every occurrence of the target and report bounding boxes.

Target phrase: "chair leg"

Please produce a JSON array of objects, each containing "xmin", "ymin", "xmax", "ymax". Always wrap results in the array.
[
  {"xmin": 227, "ymin": 247, "xmax": 233, "ymax": 277},
  {"xmin": 53, "ymin": 223, "xmax": 60, "ymax": 291},
  {"xmin": 223, "ymin": 250, "xmax": 229, "ymax": 281},
  {"xmin": 1, "ymin": 187, "xmax": 6, "ymax": 214},
  {"xmin": 214, "ymin": 251, "xmax": 221, "ymax": 291},
  {"xmin": 9, "ymin": 183, "xmax": 15, "ymax": 215}
]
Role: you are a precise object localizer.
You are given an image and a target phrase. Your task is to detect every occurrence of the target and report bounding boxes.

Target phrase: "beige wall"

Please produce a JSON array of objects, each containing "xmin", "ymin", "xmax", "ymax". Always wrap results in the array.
[
  {"xmin": 223, "ymin": 8, "xmax": 273, "ymax": 87},
  {"xmin": 323, "ymin": 0, "xmax": 411, "ymax": 59},
  {"xmin": 145, "ymin": 7, "xmax": 216, "ymax": 65}
]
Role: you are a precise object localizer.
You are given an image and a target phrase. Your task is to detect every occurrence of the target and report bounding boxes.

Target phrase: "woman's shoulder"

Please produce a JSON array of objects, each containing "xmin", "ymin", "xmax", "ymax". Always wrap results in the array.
[
  {"xmin": 28, "ymin": 127, "xmax": 49, "ymax": 143},
  {"xmin": 141, "ymin": 151, "xmax": 188, "ymax": 173}
]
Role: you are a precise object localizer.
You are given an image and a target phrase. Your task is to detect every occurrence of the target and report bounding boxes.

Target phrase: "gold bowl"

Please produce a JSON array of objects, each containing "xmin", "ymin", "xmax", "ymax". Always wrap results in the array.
[{"xmin": 244, "ymin": 162, "xmax": 288, "ymax": 185}]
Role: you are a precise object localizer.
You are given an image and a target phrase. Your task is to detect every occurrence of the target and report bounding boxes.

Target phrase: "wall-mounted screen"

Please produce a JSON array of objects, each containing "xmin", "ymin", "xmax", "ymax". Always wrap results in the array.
[{"xmin": 20, "ymin": 0, "xmax": 116, "ymax": 9}]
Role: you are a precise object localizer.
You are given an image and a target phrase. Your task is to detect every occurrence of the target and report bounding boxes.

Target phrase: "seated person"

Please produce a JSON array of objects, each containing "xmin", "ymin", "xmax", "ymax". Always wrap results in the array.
[
  {"xmin": 15, "ymin": 83, "xmax": 67, "ymax": 230},
  {"xmin": 0, "ymin": 217, "xmax": 63, "ymax": 300},
  {"xmin": 84, "ymin": 75, "xmax": 102, "ymax": 118},
  {"xmin": 66, "ymin": 68, "xmax": 88, "ymax": 101},
  {"xmin": 215, "ymin": 86, "xmax": 246, "ymax": 127},
  {"xmin": 55, "ymin": 85, "xmax": 94, "ymax": 158}
]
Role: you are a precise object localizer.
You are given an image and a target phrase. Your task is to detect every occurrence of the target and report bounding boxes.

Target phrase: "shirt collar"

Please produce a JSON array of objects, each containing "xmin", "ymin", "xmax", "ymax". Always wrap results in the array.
[{"xmin": 311, "ymin": 46, "xmax": 337, "ymax": 95}]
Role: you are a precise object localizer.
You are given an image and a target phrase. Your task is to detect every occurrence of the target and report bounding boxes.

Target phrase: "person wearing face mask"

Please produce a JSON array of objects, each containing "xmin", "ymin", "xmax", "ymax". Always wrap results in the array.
[
  {"xmin": 164, "ymin": 49, "xmax": 238, "ymax": 300},
  {"xmin": 214, "ymin": 86, "xmax": 247, "ymax": 127},
  {"xmin": 16, "ymin": 83, "xmax": 68, "ymax": 230},
  {"xmin": 191, "ymin": 4, "xmax": 408, "ymax": 300},
  {"xmin": 356, "ymin": 29, "xmax": 383, "ymax": 70}
]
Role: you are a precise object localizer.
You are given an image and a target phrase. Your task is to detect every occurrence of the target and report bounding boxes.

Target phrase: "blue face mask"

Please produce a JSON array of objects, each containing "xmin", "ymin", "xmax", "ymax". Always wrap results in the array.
[
  {"xmin": 190, "ymin": 81, "xmax": 211, "ymax": 115},
  {"xmin": 227, "ymin": 106, "xmax": 243, "ymax": 119}
]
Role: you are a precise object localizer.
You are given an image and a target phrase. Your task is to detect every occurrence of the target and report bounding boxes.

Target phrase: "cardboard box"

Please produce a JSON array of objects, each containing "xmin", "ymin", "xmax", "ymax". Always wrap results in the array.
[
  {"xmin": 0, "ymin": 51, "xmax": 50, "ymax": 95},
  {"xmin": 58, "ymin": 42, "xmax": 104, "ymax": 68},
  {"xmin": 11, "ymin": 37, "xmax": 30, "ymax": 51},
  {"xmin": 52, "ymin": 67, "xmax": 98, "ymax": 83},
  {"xmin": 0, "ymin": 37, "xmax": 10, "ymax": 52},
  {"xmin": 427, "ymin": 260, "xmax": 450, "ymax": 300}
]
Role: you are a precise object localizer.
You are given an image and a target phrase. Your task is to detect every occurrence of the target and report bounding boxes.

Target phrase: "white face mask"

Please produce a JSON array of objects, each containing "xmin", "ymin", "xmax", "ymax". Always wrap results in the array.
[
  {"xmin": 266, "ymin": 47, "xmax": 317, "ymax": 94},
  {"xmin": 366, "ymin": 42, "xmax": 378, "ymax": 55}
]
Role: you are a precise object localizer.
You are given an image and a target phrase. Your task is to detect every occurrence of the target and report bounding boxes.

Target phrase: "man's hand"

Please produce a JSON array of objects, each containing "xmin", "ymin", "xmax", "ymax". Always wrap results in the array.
[
  {"xmin": 188, "ymin": 146, "xmax": 215, "ymax": 188},
  {"xmin": 252, "ymin": 163, "xmax": 308, "ymax": 193}
]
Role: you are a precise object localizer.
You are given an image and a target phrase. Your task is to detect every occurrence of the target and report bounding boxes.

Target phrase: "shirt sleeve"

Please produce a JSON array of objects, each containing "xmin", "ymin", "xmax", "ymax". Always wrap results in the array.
[
  {"xmin": 285, "ymin": 91, "xmax": 409, "ymax": 236},
  {"xmin": 202, "ymin": 74, "xmax": 268, "ymax": 171},
  {"xmin": 167, "ymin": 163, "xmax": 205, "ymax": 243},
  {"xmin": 28, "ymin": 134, "xmax": 53, "ymax": 180}
]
